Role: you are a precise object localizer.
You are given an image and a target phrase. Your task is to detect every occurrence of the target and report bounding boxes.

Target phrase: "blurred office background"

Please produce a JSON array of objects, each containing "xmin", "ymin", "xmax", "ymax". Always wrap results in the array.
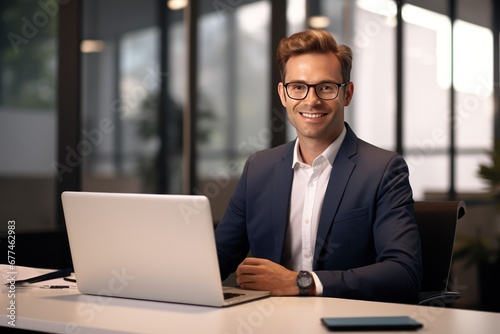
[{"xmin": 1, "ymin": 0, "xmax": 499, "ymax": 310}]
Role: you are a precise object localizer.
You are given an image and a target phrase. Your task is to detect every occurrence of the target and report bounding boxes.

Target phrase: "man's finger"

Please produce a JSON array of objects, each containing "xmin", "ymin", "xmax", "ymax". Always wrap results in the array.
[{"xmin": 240, "ymin": 257, "xmax": 269, "ymax": 266}]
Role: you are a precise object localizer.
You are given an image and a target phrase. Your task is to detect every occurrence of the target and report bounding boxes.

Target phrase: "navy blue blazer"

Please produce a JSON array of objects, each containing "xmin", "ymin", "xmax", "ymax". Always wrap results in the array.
[{"xmin": 215, "ymin": 123, "xmax": 422, "ymax": 303}]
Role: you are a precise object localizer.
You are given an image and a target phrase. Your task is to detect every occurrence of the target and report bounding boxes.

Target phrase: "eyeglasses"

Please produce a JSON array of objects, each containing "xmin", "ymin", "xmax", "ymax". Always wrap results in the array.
[{"xmin": 283, "ymin": 82, "xmax": 349, "ymax": 100}]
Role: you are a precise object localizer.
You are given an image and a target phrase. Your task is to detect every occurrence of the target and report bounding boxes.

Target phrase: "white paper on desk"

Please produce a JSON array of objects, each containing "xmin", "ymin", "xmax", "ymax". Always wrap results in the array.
[{"xmin": 0, "ymin": 264, "xmax": 77, "ymax": 289}]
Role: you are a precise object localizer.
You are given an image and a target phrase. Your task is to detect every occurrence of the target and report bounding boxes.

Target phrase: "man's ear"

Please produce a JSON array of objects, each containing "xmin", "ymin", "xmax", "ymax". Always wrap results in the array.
[
  {"xmin": 344, "ymin": 82, "xmax": 354, "ymax": 107},
  {"xmin": 277, "ymin": 82, "xmax": 287, "ymax": 107}
]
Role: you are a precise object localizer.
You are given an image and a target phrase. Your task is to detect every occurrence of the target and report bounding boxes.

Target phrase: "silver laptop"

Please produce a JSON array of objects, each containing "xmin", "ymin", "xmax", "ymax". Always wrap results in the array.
[{"xmin": 61, "ymin": 191, "xmax": 270, "ymax": 307}]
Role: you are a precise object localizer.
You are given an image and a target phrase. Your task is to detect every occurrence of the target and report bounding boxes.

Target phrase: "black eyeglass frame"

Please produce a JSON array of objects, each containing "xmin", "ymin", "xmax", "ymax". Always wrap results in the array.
[{"xmin": 283, "ymin": 82, "xmax": 350, "ymax": 100}]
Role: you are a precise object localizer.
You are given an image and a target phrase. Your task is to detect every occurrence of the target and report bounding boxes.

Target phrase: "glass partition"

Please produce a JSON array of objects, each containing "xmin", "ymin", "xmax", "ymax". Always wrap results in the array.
[
  {"xmin": 80, "ymin": 0, "xmax": 163, "ymax": 194},
  {"xmin": 195, "ymin": 1, "xmax": 271, "ymax": 221},
  {"xmin": 0, "ymin": 0, "xmax": 58, "ymax": 232}
]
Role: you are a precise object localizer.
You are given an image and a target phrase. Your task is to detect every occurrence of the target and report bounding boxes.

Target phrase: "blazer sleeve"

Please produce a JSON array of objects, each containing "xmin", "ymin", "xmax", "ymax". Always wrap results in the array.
[
  {"xmin": 214, "ymin": 157, "xmax": 252, "ymax": 281},
  {"xmin": 215, "ymin": 142, "xmax": 293, "ymax": 281},
  {"xmin": 315, "ymin": 154, "xmax": 422, "ymax": 304}
]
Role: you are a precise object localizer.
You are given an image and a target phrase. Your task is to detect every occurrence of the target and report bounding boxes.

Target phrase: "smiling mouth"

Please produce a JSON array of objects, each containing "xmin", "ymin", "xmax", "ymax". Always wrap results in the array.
[{"xmin": 301, "ymin": 112, "xmax": 327, "ymax": 119}]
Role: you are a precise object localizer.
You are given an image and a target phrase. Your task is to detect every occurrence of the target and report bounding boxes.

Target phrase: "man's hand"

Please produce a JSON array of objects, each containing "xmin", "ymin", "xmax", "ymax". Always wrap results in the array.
[{"xmin": 235, "ymin": 257, "xmax": 300, "ymax": 296}]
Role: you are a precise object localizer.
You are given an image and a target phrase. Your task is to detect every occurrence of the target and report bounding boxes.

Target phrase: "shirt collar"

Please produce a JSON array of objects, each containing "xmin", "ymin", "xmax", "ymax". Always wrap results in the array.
[{"xmin": 292, "ymin": 125, "xmax": 347, "ymax": 168}]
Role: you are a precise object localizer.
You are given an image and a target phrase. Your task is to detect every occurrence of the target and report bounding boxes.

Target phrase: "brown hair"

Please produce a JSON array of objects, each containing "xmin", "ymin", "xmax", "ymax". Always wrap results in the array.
[{"xmin": 276, "ymin": 29, "xmax": 352, "ymax": 82}]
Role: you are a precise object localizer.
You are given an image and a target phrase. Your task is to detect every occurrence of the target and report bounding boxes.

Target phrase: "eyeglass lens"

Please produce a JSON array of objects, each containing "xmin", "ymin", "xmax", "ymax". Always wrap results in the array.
[{"xmin": 286, "ymin": 83, "xmax": 341, "ymax": 100}]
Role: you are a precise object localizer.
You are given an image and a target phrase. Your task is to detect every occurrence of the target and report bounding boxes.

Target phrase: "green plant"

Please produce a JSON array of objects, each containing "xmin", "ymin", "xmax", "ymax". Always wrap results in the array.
[
  {"xmin": 454, "ymin": 143, "xmax": 500, "ymax": 267},
  {"xmin": 477, "ymin": 143, "xmax": 500, "ymax": 187},
  {"xmin": 477, "ymin": 142, "xmax": 500, "ymax": 207},
  {"xmin": 454, "ymin": 234, "xmax": 500, "ymax": 268}
]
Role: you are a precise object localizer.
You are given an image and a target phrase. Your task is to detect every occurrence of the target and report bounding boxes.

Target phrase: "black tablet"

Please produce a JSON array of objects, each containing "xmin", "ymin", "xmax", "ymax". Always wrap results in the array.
[{"xmin": 321, "ymin": 316, "xmax": 423, "ymax": 331}]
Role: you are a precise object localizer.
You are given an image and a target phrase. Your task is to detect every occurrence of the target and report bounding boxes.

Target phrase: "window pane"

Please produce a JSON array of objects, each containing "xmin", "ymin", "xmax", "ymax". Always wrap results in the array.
[
  {"xmin": 457, "ymin": 153, "xmax": 490, "ymax": 193},
  {"xmin": 454, "ymin": 0, "xmax": 494, "ymax": 194},
  {"xmin": 351, "ymin": 0, "xmax": 397, "ymax": 149},
  {"xmin": 196, "ymin": 1, "xmax": 271, "ymax": 222},
  {"xmin": 0, "ymin": 1, "xmax": 57, "ymax": 232},
  {"xmin": 118, "ymin": 27, "xmax": 161, "ymax": 192},
  {"xmin": 81, "ymin": 0, "xmax": 161, "ymax": 194},
  {"xmin": 287, "ymin": 0, "xmax": 306, "ymax": 34},
  {"xmin": 406, "ymin": 155, "xmax": 448, "ymax": 199},
  {"xmin": 164, "ymin": 9, "xmax": 186, "ymax": 194},
  {"xmin": 454, "ymin": 20, "xmax": 493, "ymax": 149},
  {"xmin": 403, "ymin": 4, "xmax": 451, "ymax": 199}
]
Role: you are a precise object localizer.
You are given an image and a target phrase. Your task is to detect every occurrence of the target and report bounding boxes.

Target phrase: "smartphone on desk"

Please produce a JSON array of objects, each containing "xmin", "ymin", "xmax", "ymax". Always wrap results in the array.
[{"xmin": 321, "ymin": 316, "xmax": 423, "ymax": 331}]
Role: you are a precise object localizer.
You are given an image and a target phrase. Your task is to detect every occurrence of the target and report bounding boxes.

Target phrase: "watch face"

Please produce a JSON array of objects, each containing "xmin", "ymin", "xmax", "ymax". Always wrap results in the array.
[{"xmin": 298, "ymin": 274, "xmax": 312, "ymax": 288}]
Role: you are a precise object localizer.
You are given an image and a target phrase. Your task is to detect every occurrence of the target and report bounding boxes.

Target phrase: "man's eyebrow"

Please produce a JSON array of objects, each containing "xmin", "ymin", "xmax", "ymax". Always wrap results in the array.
[{"xmin": 285, "ymin": 80, "xmax": 340, "ymax": 84}]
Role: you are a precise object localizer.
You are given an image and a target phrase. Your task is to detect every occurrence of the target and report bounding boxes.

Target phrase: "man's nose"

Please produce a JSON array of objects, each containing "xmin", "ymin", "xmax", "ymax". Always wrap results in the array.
[{"xmin": 304, "ymin": 86, "xmax": 321, "ymax": 103}]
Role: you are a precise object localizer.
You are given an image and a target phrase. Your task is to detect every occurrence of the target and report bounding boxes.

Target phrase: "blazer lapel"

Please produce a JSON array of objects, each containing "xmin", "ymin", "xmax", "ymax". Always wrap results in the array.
[
  {"xmin": 271, "ymin": 142, "xmax": 295, "ymax": 263},
  {"xmin": 313, "ymin": 125, "xmax": 357, "ymax": 268}
]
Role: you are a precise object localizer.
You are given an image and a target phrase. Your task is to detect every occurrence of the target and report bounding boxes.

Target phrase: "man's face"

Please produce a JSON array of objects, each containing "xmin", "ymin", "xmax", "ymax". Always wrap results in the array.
[{"xmin": 277, "ymin": 52, "xmax": 354, "ymax": 146}]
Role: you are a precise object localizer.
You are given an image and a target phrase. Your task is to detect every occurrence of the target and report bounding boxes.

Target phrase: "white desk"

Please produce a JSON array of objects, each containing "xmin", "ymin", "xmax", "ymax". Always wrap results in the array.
[{"xmin": 2, "ymin": 284, "xmax": 500, "ymax": 334}]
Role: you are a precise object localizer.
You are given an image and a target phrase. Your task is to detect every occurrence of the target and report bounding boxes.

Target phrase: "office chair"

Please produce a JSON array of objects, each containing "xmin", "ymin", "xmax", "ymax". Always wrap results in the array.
[{"xmin": 414, "ymin": 200, "xmax": 466, "ymax": 307}]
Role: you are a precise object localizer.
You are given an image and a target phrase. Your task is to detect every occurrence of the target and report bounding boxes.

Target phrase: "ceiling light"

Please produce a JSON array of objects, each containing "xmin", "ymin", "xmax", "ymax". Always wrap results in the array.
[
  {"xmin": 308, "ymin": 16, "xmax": 330, "ymax": 29},
  {"xmin": 80, "ymin": 40, "xmax": 106, "ymax": 53},
  {"xmin": 167, "ymin": 0, "xmax": 188, "ymax": 10}
]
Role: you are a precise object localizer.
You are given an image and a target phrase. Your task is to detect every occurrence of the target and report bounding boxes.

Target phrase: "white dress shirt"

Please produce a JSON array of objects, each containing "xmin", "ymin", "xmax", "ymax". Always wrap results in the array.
[{"xmin": 282, "ymin": 126, "xmax": 347, "ymax": 295}]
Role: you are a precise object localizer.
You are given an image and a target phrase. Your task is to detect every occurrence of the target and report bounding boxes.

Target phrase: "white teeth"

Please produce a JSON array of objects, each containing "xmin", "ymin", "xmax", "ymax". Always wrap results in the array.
[{"xmin": 302, "ymin": 113, "xmax": 325, "ymax": 119}]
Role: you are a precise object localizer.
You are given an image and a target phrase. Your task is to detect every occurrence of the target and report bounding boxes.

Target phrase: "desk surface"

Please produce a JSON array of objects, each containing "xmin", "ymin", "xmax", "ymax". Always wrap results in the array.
[{"xmin": 2, "ymin": 284, "xmax": 500, "ymax": 334}]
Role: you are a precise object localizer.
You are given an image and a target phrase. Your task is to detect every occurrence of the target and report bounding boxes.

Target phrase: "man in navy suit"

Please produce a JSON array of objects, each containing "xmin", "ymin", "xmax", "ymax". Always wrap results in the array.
[{"xmin": 215, "ymin": 29, "xmax": 422, "ymax": 303}]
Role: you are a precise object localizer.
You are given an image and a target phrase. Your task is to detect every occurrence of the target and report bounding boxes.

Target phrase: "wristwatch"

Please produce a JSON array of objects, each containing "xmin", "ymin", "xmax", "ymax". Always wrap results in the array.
[{"xmin": 296, "ymin": 271, "xmax": 313, "ymax": 296}]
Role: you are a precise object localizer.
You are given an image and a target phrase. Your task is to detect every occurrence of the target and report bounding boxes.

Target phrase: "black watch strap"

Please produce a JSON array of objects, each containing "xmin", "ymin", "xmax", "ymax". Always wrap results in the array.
[{"xmin": 296, "ymin": 271, "xmax": 313, "ymax": 296}]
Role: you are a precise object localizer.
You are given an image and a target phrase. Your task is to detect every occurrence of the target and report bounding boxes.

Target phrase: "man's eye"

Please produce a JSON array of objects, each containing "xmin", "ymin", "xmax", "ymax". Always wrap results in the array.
[
  {"xmin": 290, "ymin": 84, "xmax": 306, "ymax": 91},
  {"xmin": 319, "ymin": 85, "xmax": 334, "ymax": 91}
]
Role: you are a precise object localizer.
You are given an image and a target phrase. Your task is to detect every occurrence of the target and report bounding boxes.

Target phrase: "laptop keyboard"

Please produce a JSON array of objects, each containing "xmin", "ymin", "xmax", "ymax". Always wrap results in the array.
[{"xmin": 223, "ymin": 292, "xmax": 244, "ymax": 300}]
